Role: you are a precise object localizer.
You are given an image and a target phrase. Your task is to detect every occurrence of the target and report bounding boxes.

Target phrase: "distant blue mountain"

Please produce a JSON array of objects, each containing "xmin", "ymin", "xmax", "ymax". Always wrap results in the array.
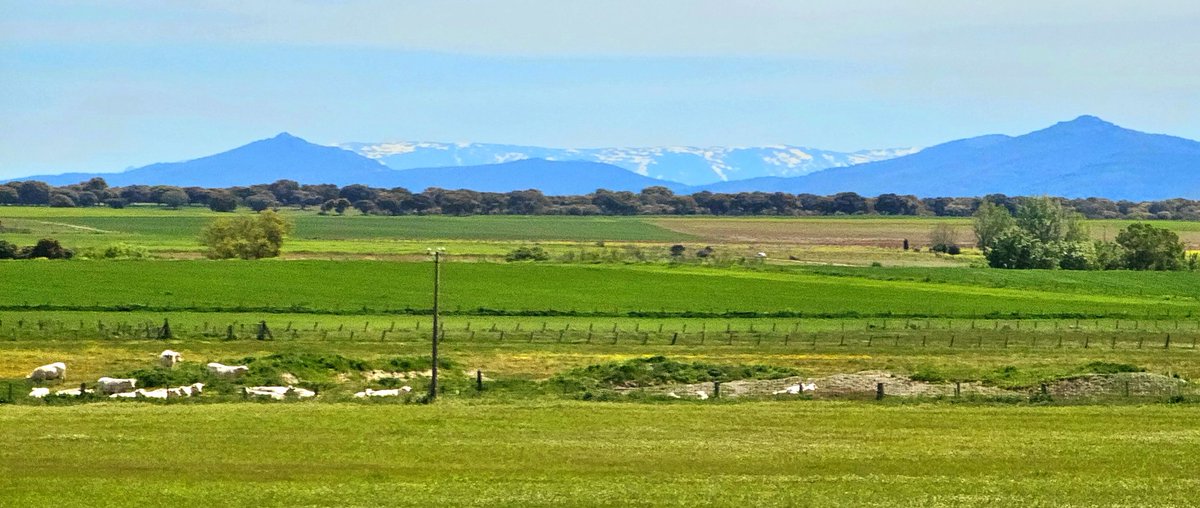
[
  {"xmin": 697, "ymin": 116, "xmax": 1200, "ymax": 200},
  {"xmin": 7, "ymin": 133, "xmax": 685, "ymax": 193},
  {"xmin": 340, "ymin": 140, "xmax": 919, "ymax": 186},
  {"xmin": 8, "ymin": 133, "xmax": 395, "ymax": 187},
  {"xmin": 386, "ymin": 158, "xmax": 686, "ymax": 194}
]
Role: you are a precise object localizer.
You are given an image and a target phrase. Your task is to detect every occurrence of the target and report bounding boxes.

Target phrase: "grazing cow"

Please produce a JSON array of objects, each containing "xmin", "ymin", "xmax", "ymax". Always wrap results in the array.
[
  {"xmin": 399, "ymin": 386, "xmax": 413, "ymax": 393},
  {"xmin": 27, "ymin": 362, "xmax": 67, "ymax": 382},
  {"xmin": 168, "ymin": 383, "xmax": 205, "ymax": 397},
  {"xmin": 206, "ymin": 363, "xmax": 249, "ymax": 378},
  {"xmin": 159, "ymin": 350, "xmax": 183, "ymax": 368},
  {"xmin": 756, "ymin": 252, "xmax": 767, "ymax": 258},
  {"xmin": 97, "ymin": 377, "xmax": 137, "ymax": 395},
  {"xmin": 695, "ymin": 390, "xmax": 709, "ymax": 400},
  {"xmin": 29, "ymin": 387, "xmax": 50, "ymax": 398},
  {"xmin": 246, "ymin": 386, "xmax": 313, "ymax": 399},
  {"xmin": 801, "ymin": 382, "xmax": 817, "ymax": 392},
  {"xmin": 666, "ymin": 392, "xmax": 682, "ymax": 399},
  {"xmin": 773, "ymin": 384, "xmax": 802, "ymax": 395},
  {"xmin": 138, "ymin": 388, "xmax": 170, "ymax": 399},
  {"xmin": 353, "ymin": 388, "xmax": 404, "ymax": 398}
]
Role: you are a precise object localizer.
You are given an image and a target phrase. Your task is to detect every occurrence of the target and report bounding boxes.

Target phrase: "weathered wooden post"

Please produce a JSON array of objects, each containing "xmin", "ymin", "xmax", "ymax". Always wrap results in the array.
[
  {"xmin": 428, "ymin": 250, "xmax": 442, "ymax": 402},
  {"xmin": 713, "ymin": 381, "xmax": 721, "ymax": 399},
  {"xmin": 875, "ymin": 383, "xmax": 884, "ymax": 400},
  {"xmin": 476, "ymin": 370, "xmax": 483, "ymax": 391}
]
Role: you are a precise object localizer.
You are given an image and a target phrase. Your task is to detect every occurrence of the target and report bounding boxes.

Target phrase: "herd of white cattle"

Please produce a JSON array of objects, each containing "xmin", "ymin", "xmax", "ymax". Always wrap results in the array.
[{"xmin": 22, "ymin": 349, "xmax": 411, "ymax": 401}]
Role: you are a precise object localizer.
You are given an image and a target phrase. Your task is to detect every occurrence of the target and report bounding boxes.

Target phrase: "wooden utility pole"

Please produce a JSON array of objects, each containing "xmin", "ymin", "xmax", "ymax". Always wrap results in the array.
[{"xmin": 428, "ymin": 250, "xmax": 441, "ymax": 402}]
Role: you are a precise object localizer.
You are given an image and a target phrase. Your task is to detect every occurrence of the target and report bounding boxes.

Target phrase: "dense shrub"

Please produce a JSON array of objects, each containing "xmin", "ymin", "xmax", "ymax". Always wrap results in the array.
[
  {"xmin": 505, "ymin": 245, "xmax": 550, "ymax": 262},
  {"xmin": 201, "ymin": 210, "xmax": 293, "ymax": 259}
]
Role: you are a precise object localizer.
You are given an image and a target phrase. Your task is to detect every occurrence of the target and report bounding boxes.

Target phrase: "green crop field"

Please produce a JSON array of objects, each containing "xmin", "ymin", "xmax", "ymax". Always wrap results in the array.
[
  {"xmin": 2, "ymin": 402, "xmax": 1198, "ymax": 507},
  {"xmin": 0, "ymin": 260, "xmax": 1196, "ymax": 318}
]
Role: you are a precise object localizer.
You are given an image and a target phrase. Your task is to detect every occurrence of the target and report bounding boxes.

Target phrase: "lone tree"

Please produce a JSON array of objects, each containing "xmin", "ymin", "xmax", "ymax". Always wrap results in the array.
[{"xmin": 200, "ymin": 210, "xmax": 293, "ymax": 259}]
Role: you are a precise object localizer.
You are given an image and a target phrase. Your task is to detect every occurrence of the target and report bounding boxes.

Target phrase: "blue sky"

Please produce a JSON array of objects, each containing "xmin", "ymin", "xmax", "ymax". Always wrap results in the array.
[{"xmin": 2, "ymin": 0, "xmax": 1199, "ymax": 178}]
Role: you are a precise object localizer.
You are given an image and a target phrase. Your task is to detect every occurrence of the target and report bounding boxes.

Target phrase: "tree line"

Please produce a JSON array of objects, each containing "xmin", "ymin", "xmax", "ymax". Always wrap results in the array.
[{"xmin": 4, "ymin": 177, "xmax": 1200, "ymax": 220}]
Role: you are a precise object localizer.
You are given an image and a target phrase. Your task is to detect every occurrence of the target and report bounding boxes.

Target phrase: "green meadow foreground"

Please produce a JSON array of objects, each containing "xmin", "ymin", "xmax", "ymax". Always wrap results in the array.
[{"xmin": 2, "ymin": 402, "xmax": 1198, "ymax": 507}]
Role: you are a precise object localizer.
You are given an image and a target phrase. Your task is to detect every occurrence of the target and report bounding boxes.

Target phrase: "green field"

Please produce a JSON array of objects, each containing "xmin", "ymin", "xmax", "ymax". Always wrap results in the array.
[
  {"xmin": 5, "ymin": 207, "xmax": 1200, "ymax": 505},
  {"xmin": 0, "ymin": 260, "xmax": 1196, "ymax": 318},
  {"xmin": 2, "ymin": 402, "xmax": 1198, "ymax": 507}
]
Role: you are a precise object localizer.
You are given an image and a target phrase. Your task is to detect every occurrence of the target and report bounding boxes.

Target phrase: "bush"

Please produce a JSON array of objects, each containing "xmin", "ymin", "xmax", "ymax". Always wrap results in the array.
[
  {"xmin": 946, "ymin": 245, "xmax": 961, "ymax": 255},
  {"xmin": 201, "ymin": 210, "xmax": 293, "ymax": 259},
  {"xmin": 104, "ymin": 198, "xmax": 128, "ymax": 209},
  {"xmin": 0, "ymin": 240, "xmax": 18, "ymax": 259},
  {"xmin": 23, "ymin": 238, "xmax": 72, "ymax": 259},
  {"xmin": 551, "ymin": 356, "xmax": 799, "ymax": 391},
  {"xmin": 78, "ymin": 242, "xmax": 149, "ymax": 260},
  {"xmin": 505, "ymin": 246, "xmax": 550, "ymax": 262},
  {"xmin": 1081, "ymin": 361, "xmax": 1143, "ymax": 374}
]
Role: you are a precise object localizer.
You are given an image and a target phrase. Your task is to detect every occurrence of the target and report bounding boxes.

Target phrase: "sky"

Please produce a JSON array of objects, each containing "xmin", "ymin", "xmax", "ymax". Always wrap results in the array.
[{"xmin": 2, "ymin": 0, "xmax": 1199, "ymax": 178}]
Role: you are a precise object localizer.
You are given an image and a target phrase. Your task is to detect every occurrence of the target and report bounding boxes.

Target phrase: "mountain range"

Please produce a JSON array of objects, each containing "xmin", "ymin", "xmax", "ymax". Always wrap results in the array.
[
  {"xmin": 338, "ymin": 141, "xmax": 918, "ymax": 186},
  {"xmin": 7, "ymin": 116, "xmax": 1200, "ymax": 200},
  {"xmin": 701, "ymin": 116, "xmax": 1200, "ymax": 201}
]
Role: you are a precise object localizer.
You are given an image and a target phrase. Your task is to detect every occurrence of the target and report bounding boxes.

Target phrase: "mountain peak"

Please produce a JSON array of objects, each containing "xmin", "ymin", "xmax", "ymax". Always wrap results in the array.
[
  {"xmin": 1057, "ymin": 115, "xmax": 1117, "ymax": 129},
  {"xmin": 270, "ymin": 132, "xmax": 304, "ymax": 141}
]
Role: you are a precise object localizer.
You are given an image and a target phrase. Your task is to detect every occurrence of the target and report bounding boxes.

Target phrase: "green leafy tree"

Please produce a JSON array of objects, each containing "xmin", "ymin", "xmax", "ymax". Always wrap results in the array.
[
  {"xmin": 245, "ymin": 193, "xmax": 278, "ymax": 212},
  {"xmin": 1015, "ymin": 196, "xmax": 1087, "ymax": 244},
  {"xmin": 160, "ymin": 189, "xmax": 190, "ymax": 209},
  {"xmin": 201, "ymin": 210, "xmax": 293, "ymax": 260},
  {"xmin": 208, "ymin": 192, "xmax": 239, "ymax": 212},
  {"xmin": 1115, "ymin": 223, "xmax": 1187, "ymax": 270},
  {"xmin": 0, "ymin": 186, "xmax": 18, "ymax": 205},
  {"xmin": 972, "ymin": 201, "xmax": 1015, "ymax": 253},
  {"xmin": 48, "ymin": 194, "xmax": 76, "ymax": 208},
  {"xmin": 985, "ymin": 229, "xmax": 1059, "ymax": 269}
]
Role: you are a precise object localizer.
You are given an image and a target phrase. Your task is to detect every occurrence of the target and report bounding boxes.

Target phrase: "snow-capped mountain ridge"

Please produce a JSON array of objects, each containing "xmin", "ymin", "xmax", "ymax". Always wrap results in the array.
[{"xmin": 339, "ymin": 141, "xmax": 920, "ymax": 186}]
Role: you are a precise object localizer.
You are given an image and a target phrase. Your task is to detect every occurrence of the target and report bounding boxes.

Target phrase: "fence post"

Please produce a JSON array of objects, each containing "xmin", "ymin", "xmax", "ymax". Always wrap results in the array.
[
  {"xmin": 671, "ymin": 332, "xmax": 678, "ymax": 345},
  {"xmin": 875, "ymin": 383, "xmax": 884, "ymax": 400},
  {"xmin": 1165, "ymin": 334, "xmax": 1171, "ymax": 349},
  {"xmin": 954, "ymin": 382, "xmax": 961, "ymax": 397},
  {"xmin": 713, "ymin": 381, "xmax": 721, "ymax": 399},
  {"xmin": 476, "ymin": 370, "xmax": 483, "ymax": 391}
]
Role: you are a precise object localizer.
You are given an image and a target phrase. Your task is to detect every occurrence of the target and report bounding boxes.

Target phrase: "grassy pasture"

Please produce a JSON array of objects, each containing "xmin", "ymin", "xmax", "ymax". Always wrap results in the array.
[
  {"xmin": 0, "ymin": 260, "xmax": 1196, "ymax": 318},
  {"xmin": 1, "ymin": 402, "xmax": 1198, "ymax": 507}
]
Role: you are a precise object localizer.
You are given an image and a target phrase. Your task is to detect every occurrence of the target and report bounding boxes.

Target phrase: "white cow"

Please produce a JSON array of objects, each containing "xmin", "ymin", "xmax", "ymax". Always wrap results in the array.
[
  {"xmin": 773, "ymin": 384, "xmax": 802, "ymax": 395},
  {"xmin": 207, "ymin": 362, "xmax": 249, "ymax": 378},
  {"xmin": 97, "ymin": 377, "xmax": 138, "ymax": 395},
  {"xmin": 27, "ymin": 362, "xmax": 67, "ymax": 382},
  {"xmin": 246, "ymin": 386, "xmax": 314, "ymax": 400},
  {"xmin": 138, "ymin": 388, "xmax": 170, "ymax": 399},
  {"xmin": 29, "ymin": 387, "xmax": 50, "ymax": 398},
  {"xmin": 353, "ymin": 387, "xmax": 409, "ymax": 398},
  {"xmin": 167, "ymin": 383, "xmax": 205, "ymax": 397},
  {"xmin": 695, "ymin": 390, "xmax": 709, "ymax": 400},
  {"xmin": 666, "ymin": 392, "xmax": 682, "ymax": 399},
  {"xmin": 802, "ymin": 382, "xmax": 817, "ymax": 392},
  {"xmin": 159, "ymin": 350, "xmax": 183, "ymax": 368}
]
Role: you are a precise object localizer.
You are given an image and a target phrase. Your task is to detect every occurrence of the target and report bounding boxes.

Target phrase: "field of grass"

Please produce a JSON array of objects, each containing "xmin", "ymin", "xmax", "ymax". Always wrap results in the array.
[
  {"xmin": 0, "ymin": 260, "xmax": 1196, "ymax": 318},
  {"xmin": 2, "ymin": 402, "xmax": 1198, "ymax": 506},
  {"xmin": 6, "ymin": 206, "xmax": 1200, "ymax": 504}
]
